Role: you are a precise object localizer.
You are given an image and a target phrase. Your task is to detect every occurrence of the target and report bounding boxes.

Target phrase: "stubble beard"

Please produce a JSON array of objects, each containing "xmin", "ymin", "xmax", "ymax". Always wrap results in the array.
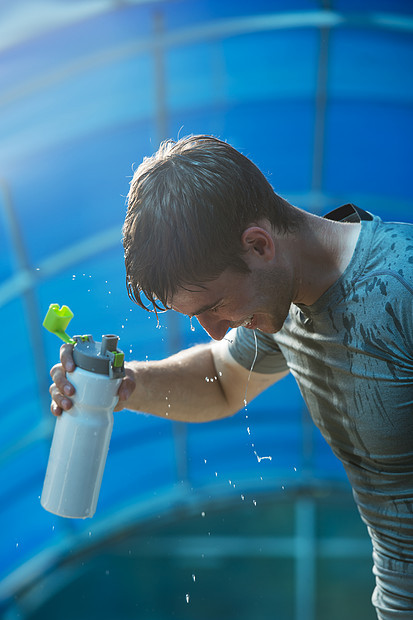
[{"xmin": 253, "ymin": 264, "xmax": 294, "ymax": 334}]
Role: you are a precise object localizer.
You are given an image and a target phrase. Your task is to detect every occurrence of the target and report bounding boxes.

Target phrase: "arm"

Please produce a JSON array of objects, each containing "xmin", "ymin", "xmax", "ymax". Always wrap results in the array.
[{"xmin": 50, "ymin": 339, "xmax": 288, "ymax": 423}]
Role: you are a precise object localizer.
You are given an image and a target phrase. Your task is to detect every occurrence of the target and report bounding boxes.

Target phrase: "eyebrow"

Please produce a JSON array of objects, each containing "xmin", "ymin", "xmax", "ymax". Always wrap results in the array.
[{"xmin": 189, "ymin": 298, "xmax": 224, "ymax": 317}]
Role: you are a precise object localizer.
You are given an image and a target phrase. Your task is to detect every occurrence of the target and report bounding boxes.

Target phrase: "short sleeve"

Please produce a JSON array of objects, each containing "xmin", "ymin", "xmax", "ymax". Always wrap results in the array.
[{"xmin": 227, "ymin": 327, "xmax": 289, "ymax": 374}]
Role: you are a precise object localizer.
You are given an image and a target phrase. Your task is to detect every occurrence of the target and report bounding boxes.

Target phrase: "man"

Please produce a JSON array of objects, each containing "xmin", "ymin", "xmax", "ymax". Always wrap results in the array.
[{"xmin": 50, "ymin": 135, "xmax": 413, "ymax": 618}]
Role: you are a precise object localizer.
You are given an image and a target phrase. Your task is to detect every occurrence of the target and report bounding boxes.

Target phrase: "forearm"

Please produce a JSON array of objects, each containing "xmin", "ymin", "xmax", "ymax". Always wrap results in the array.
[{"xmin": 122, "ymin": 343, "xmax": 234, "ymax": 422}]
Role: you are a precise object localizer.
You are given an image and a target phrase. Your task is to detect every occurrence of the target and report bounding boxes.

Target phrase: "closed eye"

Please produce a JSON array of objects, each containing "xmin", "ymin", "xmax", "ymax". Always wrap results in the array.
[
  {"xmin": 190, "ymin": 298, "xmax": 225, "ymax": 318},
  {"xmin": 193, "ymin": 304, "xmax": 222, "ymax": 318}
]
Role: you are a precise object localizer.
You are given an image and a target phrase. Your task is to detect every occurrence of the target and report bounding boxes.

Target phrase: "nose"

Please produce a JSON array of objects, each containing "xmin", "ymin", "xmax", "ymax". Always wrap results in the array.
[{"xmin": 196, "ymin": 315, "xmax": 230, "ymax": 341}]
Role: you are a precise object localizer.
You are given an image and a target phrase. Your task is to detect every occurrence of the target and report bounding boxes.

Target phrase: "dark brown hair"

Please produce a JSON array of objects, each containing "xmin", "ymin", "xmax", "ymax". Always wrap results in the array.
[{"xmin": 123, "ymin": 135, "xmax": 302, "ymax": 311}]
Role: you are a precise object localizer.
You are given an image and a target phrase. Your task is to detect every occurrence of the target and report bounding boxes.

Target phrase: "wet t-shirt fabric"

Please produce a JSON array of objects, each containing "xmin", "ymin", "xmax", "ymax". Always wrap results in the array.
[{"xmin": 228, "ymin": 207, "xmax": 413, "ymax": 617}]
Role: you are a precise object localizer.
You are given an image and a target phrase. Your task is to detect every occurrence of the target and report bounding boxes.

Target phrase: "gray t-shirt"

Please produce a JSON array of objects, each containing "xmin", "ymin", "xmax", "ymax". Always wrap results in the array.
[{"xmin": 228, "ymin": 209, "xmax": 413, "ymax": 567}]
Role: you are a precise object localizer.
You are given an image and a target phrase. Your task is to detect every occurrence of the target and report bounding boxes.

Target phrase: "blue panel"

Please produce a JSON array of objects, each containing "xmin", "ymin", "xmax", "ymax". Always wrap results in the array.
[
  {"xmin": 168, "ymin": 98, "xmax": 315, "ymax": 194},
  {"xmin": 222, "ymin": 100, "xmax": 315, "ymax": 193},
  {"xmin": 0, "ymin": 300, "xmax": 42, "ymax": 447},
  {"xmin": 333, "ymin": 0, "xmax": 413, "ymax": 14},
  {"xmin": 329, "ymin": 28, "xmax": 413, "ymax": 103},
  {"xmin": 163, "ymin": 0, "xmax": 322, "ymax": 30},
  {"xmin": 0, "ymin": 190, "xmax": 18, "ymax": 281},
  {"xmin": 222, "ymin": 29, "xmax": 319, "ymax": 102},
  {"xmin": 323, "ymin": 101, "xmax": 413, "ymax": 204},
  {"xmin": 0, "ymin": 4, "xmax": 154, "ymax": 93},
  {"xmin": 0, "ymin": 443, "xmax": 53, "ymax": 583},
  {"xmin": 4, "ymin": 118, "xmax": 155, "ymax": 264}
]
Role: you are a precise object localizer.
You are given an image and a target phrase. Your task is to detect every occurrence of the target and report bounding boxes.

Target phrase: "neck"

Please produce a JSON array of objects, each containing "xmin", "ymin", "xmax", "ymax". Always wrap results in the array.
[{"xmin": 289, "ymin": 211, "xmax": 361, "ymax": 306}]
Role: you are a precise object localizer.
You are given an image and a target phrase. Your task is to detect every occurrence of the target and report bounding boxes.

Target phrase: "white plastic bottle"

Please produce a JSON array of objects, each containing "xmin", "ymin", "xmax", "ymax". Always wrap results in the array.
[{"xmin": 41, "ymin": 334, "xmax": 125, "ymax": 519}]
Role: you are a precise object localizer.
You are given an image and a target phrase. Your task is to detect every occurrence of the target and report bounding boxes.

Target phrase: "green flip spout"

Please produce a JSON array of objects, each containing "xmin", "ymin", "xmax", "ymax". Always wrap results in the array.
[{"xmin": 43, "ymin": 304, "xmax": 75, "ymax": 344}]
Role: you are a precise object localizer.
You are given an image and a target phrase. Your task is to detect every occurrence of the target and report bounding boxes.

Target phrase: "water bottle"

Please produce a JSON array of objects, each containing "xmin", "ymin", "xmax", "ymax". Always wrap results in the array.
[{"xmin": 41, "ymin": 305, "xmax": 125, "ymax": 519}]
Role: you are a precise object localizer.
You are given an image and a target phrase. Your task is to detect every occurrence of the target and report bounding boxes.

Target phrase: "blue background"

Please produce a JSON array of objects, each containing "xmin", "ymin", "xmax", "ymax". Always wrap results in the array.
[{"xmin": 0, "ymin": 1, "xmax": 412, "ymax": 618}]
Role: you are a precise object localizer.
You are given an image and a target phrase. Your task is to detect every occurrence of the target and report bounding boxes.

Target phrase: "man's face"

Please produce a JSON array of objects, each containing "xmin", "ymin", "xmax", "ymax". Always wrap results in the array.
[{"xmin": 170, "ymin": 261, "xmax": 294, "ymax": 341}]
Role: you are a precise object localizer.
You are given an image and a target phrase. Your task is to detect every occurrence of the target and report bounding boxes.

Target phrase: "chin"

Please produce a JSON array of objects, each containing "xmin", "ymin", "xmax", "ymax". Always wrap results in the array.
[{"xmin": 255, "ymin": 313, "xmax": 286, "ymax": 334}]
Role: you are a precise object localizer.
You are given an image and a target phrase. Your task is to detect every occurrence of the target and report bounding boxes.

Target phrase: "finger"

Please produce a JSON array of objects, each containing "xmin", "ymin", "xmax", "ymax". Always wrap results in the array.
[
  {"xmin": 114, "ymin": 375, "xmax": 136, "ymax": 412},
  {"xmin": 50, "ymin": 364, "xmax": 75, "ymax": 397},
  {"xmin": 51, "ymin": 400, "xmax": 63, "ymax": 417},
  {"xmin": 117, "ymin": 375, "xmax": 136, "ymax": 402},
  {"xmin": 60, "ymin": 343, "xmax": 75, "ymax": 372},
  {"xmin": 49, "ymin": 382, "xmax": 73, "ymax": 412}
]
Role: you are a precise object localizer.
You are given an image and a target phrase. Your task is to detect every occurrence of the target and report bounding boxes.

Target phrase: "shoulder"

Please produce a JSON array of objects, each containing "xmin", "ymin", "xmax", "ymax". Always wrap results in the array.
[{"xmin": 362, "ymin": 218, "xmax": 413, "ymax": 285}]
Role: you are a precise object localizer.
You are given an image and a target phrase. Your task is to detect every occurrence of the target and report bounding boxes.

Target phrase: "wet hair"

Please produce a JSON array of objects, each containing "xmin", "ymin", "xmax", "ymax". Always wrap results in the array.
[{"xmin": 123, "ymin": 134, "xmax": 303, "ymax": 311}]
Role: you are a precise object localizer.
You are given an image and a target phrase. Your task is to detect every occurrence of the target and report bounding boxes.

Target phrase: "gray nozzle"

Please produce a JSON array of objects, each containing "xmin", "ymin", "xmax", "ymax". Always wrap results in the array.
[{"xmin": 100, "ymin": 335, "xmax": 119, "ymax": 356}]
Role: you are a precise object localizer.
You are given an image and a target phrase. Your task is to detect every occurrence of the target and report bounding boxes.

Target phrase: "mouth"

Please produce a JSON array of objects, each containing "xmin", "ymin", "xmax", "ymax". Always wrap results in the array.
[{"xmin": 233, "ymin": 315, "xmax": 255, "ymax": 329}]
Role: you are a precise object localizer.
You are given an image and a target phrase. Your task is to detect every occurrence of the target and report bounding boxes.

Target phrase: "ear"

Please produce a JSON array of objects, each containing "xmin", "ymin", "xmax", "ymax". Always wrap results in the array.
[{"xmin": 240, "ymin": 226, "xmax": 275, "ymax": 262}]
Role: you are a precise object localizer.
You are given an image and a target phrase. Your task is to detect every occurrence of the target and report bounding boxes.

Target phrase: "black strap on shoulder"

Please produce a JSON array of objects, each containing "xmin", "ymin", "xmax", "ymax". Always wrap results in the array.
[{"xmin": 324, "ymin": 203, "xmax": 373, "ymax": 223}]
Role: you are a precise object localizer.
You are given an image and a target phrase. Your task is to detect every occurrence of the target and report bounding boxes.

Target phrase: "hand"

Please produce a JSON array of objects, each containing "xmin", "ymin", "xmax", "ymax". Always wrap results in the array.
[
  {"xmin": 49, "ymin": 344, "xmax": 137, "ymax": 416},
  {"xmin": 49, "ymin": 343, "xmax": 76, "ymax": 417},
  {"xmin": 114, "ymin": 363, "xmax": 136, "ymax": 411}
]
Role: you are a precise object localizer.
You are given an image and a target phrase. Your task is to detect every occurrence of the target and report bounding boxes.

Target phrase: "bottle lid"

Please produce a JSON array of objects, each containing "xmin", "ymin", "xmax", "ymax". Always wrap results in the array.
[
  {"xmin": 72, "ymin": 335, "xmax": 125, "ymax": 378},
  {"xmin": 43, "ymin": 304, "xmax": 125, "ymax": 378}
]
